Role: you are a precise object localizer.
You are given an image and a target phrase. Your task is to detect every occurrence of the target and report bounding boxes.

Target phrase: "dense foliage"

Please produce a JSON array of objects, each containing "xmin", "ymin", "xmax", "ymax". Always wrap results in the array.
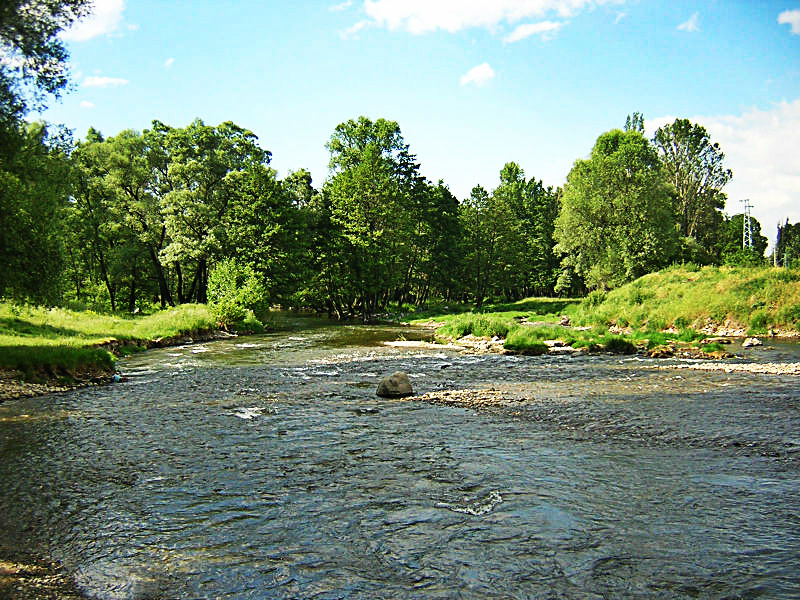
[{"xmin": 3, "ymin": 110, "xmax": 789, "ymax": 318}]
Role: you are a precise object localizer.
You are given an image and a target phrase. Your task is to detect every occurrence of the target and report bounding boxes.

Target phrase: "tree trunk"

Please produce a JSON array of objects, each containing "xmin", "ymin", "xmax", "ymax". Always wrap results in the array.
[
  {"xmin": 176, "ymin": 263, "xmax": 185, "ymax": 304},
  {"xmin": 148, "ymin": 246, "xmax": 173, "ymax": 307},
  {"xmin": 127, "ymin": 266, "xmax": 137, "ymax": 313}
]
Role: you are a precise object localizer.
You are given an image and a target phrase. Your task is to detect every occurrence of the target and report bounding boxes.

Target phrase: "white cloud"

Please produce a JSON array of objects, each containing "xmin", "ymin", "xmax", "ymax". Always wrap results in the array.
[
  {"xmin": 82, "ymin": 75, "xmax": 129, "ymax": 88},
  {"xmin": 340, "ymin": 19, "xmax": 371, "ymax": 39},
  {"xmin": 504, "ymin": 20, "xmax": 564, "ymax": 43},
  {"xmin": 164, "ymin": 57, "xmax": 175, "ymax": 69},
  {"xmin": 651, "ymin": 99, "xmax": 800, "ymax": 246},
  {"xmin": 79, "ymin": 100, "xmax": 95, "ymax": 109},
  {"xmin": 778, "ymin": 9, "xmax": 800, "ymax": 34},
  {"xmin": 61, "ymin": 0, "xmax": 126, "ymax": 41},
  {"xmin": 614, "ymin": 12, "xmax": 626, "ymax": 24},
  {"xmin": 677, "ymin": 12, "xmax": 700, "ymax": 32},
  {"xmin": 460, "ymin": 62, "xmax": 495, "ymax": 86},
  {"xmin": 330, "ymin": 0, "xmax": 353, "ymax": 11},
  {"xmin": 361, "ymin": 0, "xmax": 623, "ymax": 34}
]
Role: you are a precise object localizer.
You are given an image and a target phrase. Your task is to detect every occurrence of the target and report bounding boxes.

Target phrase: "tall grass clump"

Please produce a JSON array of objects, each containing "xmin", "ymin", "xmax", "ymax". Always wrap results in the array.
[
  {"xmin": 503, "ymin": 326, "xmax": 552, "ymax": 355},
  {"xmin": 436, "ymin": 313, "xmax": 514, "ymax": 339}
]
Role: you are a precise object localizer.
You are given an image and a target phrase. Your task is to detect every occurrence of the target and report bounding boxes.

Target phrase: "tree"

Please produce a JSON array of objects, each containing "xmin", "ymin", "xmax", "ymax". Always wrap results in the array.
[
  {"xmin": 322, "ymin": 116, "xmax": 419, "ymax": 319},
  {"xmin": 492, "ymin": 162, "xmax": 560, "ymax": 297},
  {"xmin": 652, "ymin": 119, "xmax": 731, "ymax": 247},
  {"xmin": 776, "ymin": 220, "xmax": 800, "ymax": 268},
  {"xmin": 554, "ymin": 128, "xmax": 678, "ymax": 290},
  {"xmin": 0, "ymin": 121, "xmax": 71, "ymax": 303},
  {"xmin": 460, "ymin": 184, "xmax": 509, "ymax": 307},
  {"xmin": 1, "ymin": 1, "xmax": 89, "ymax": 303},
  {"xmin": 624, "ymin": 112, "xmax": 645, "ymax": 133},
  {"xmin": 69, "ymin": 128, "xmax": 166, "ymax": 311},
  {"xmin": 154, "ymin": 119, "xmax": 273, "ymax": 303},
  {"xmin": 715, "ymin": 213, "xmax": 768, "ymax": 265},
  {"xmin": 0, "ymin": 0, "xmax": 90, "ymax": 127}
]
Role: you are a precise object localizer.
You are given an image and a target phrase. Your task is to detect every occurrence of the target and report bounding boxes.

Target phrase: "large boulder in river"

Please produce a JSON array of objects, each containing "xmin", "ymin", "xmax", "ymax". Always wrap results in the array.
[
  {"xmin": 742, "ymin": 337, "xmax": 763, "ymax": 348},
  {"xmin": 376, "ymin": 371, "xmax": 413, "ymax": 398}
]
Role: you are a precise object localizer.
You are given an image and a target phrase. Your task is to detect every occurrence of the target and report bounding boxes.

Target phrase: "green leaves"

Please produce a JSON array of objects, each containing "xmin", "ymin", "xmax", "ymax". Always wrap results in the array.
[
  {"xmin": 0, "ymin": 122, "xmax": 72, "ymax": 304},
  {"xmin": 554, "ymin": 128, "xmax": 677, "ymax": 290},
  {"xmin": 207, "ymin": 259, "xmax": 266, "ymax": 328}
]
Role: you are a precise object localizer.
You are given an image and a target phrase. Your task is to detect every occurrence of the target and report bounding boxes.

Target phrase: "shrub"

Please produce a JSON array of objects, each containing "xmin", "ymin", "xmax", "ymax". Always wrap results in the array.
[
  {"xmin": 602, "ymin": 335, "xmax": 637, "ymax": 354},
  {"xmin": 583, "ymin": 289, "xmax": 607, "ymax": 309},
  {"xmin": 207, "ymin": 259, "xmax": 268, "ymax": 329},
  {"xmin": 749, "ymin": 310, "xmax": 768, "ymax": 332},
  {"xmin": 701, "ymin": 342, "xmax": 725, "ymax": 353}
]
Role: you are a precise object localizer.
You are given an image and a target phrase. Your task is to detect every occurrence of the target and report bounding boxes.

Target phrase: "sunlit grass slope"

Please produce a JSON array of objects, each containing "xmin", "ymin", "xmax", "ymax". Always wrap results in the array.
[
  {"xmin": 0, "ymin": 303, "xmax": 216, "ymax": 377},
  {"xmin": 571, "ymin": 265, "xmax": 800, "ymax": 333}
]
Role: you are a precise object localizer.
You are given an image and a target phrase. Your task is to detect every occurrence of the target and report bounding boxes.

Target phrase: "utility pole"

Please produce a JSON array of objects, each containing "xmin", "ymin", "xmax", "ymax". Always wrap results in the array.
[{"xmin": 741, "ymin": 199, "xmax": 753, "ymax": 249}]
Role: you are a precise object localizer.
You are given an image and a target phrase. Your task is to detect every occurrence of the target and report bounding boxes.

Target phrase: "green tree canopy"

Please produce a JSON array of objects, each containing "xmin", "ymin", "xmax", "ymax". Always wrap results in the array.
[
  {"xmin": 715, "ymin": 213, "xmax": 768, "ymax": 265},
  {"xmin": 0, "ymin": 121, "xmax": 72, "ymax": 303},
  {"xmin": 0, "ymin": 0, "xmax": 90, "ymax": 127},
  {"xmin": 653, "ymin": 118, "xmax": 731, "ymax": 246},
  {"xmin": 554, "ymin": 128, "xmax": 677, "ymax": 290}
]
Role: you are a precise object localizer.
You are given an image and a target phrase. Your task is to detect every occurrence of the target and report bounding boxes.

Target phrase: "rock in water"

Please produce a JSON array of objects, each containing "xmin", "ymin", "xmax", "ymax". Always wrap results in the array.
[
  {"xmin": 376, "ymin": 371, "xmax": 413, "ymax": 398},
  {"xmin": 742, "ymin": 337, "xmax": 763, "ymax": 348}
]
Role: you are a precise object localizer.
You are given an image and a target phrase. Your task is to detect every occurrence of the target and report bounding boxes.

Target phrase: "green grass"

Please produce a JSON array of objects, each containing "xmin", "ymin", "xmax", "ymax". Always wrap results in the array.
[
  {"xmin": 570, "ymin": 265, "xmax": 800, "ymax": 332},
  {"xmin": 0, "ymin": 303, "xmax": 217, "ymax": 380},
  {"xmin": 411, "ymin": 266, "xmax": 800, "ymax": 356},
  {"xmin": 503, "ymin": 327, "xmax": 551, "ymax": 354},
  {"xmin": 435, "ymin": 313, "xmax": 515, "ymax": 339}
]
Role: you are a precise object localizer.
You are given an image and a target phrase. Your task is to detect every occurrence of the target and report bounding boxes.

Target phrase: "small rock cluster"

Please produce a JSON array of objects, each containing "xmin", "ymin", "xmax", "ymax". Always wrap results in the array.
[{"xmin": 406, "ymin": 388, "xmax": 513, "ymax": 408}]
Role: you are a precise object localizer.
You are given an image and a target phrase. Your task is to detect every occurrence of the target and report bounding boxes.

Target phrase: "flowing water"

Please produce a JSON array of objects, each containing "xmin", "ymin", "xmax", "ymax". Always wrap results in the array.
[{"xmin": 1, "ymin": 320, "xmax": 799, "ymax": 599}]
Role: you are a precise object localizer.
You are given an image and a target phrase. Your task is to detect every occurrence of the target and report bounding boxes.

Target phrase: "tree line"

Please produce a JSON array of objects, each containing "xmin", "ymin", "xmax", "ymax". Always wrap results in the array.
[
  {"xmin": 0, "ymin": 112, "xmax": 788, "ymax": 319},
  {"xmin": 1, "ymin": 0, "xmax": 794, "ymax": 323}
]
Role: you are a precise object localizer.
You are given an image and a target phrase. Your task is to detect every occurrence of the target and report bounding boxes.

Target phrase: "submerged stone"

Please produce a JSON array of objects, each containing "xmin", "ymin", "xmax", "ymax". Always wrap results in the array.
[{"xmin": 376, "ymin": 371, "xmax": 413, "ymax": 398}]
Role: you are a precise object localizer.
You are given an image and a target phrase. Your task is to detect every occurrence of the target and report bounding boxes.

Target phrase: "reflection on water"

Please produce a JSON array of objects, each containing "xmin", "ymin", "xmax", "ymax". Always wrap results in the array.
[{"xmin": 0, "ymin": 322, "xmax": 799, "ymax": 599}]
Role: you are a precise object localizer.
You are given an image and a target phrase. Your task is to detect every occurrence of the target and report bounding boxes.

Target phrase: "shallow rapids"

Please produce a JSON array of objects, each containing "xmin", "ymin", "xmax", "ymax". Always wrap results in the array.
[{"xmin": 1, "ymin": 323, "xmax": 799, "ymax": 599}]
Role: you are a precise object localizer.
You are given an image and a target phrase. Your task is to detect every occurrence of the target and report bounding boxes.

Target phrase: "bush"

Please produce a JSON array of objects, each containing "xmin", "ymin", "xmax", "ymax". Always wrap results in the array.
[
  {"xmin": 583, "ymin": 289, "xmax": 607, "ymax": 309},
  {"xmin": 207, "ymin": 259, "xmax": 268, "ymax": 329},
  {"xmin": 749, "ymin": 310, "xmax": 768, "ymax": 332},
  {"xmin": 602, "ymin": 335, "xmax": 637, "ymax": 354},
  {"xmin": 701, "ymin": 342, "xmax": 725, "ymax": 353}
]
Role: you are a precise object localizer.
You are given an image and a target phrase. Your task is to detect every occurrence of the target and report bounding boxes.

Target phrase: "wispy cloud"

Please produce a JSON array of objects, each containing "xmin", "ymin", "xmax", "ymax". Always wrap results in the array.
[
  {"xmin": 778, "ymin": 9, "xmax": 800, "ymax": 34},
  {"xmin": 79, "ymin": 100, "xmax": 95, "ymax": 109},
  {"xmin": 677, "ymin": 12, "xmax": 700, "ymax": 32},
  {"xmin": 460, "ymin": 62, "xmax": 495, "ymax": 87},
  {"xmin": 82, "ymin": 75, "xmax": 129, "ymax": 88},
  {"xmin": 360, "ymin": 0, "xmax": 624, "ymax": 35},
  {"xmin": 340, "ymin": 19, "xmax": 370, "ymax": 39},
  {"xmin": 330, "ymin": 0, "xmax": 353, "ymax": 11},
  {"xmin": 614, "ymin": 12, "xmax": 627, "ymax": 25},
  {"xmin": 504, "ymin": 20, "xmax": 564, "ymax": 43},
  {"xmin": 61, "ymin": 0, "xmax": 126, "ymax": 41},
  {"xmin": 164, "ymin": 57, "xmax": 175, "ymax": 69}
]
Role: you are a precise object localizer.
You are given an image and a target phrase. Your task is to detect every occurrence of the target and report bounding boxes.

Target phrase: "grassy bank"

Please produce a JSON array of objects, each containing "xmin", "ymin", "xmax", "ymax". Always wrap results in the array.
[
  {"xmin": 570, "ymin": 265, "xmax": 800, "ymax": 333},
  {"xmin": 0, "ymin": 303, "xmax": 217, "ymax": 384},
  {"xmin": 413, "ymin": 266, "xmax": 800, "ymax": 354}
]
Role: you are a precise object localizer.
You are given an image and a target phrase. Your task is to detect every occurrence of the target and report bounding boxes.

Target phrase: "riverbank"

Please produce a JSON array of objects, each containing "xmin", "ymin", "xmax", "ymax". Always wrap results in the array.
[
  {"xmin": 0, "ymin": 303, "xmax": 222, "ymax": 401},
  {"xmin": 408, "ymin": 265, "xmax": 800, "ymax": 357}
]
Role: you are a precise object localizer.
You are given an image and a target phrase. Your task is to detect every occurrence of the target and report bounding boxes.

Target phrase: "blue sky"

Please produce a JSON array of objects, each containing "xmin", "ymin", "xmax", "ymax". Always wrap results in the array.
[{"xmin": 38, "ymin": 0, "xmax": 800, "ymax": 247}]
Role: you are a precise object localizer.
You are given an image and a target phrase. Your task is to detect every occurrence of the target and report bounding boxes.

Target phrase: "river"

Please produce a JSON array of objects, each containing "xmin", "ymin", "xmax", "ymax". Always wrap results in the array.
[{"xmin": 1, "ymin": 320, "xmax": 799, "ymax": 599}]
